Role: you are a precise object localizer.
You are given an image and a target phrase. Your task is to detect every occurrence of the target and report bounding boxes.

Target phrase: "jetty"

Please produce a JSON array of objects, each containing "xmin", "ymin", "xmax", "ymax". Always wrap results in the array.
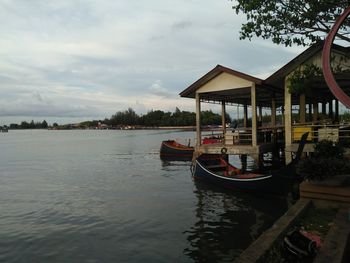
[{"xmin": 180, "ymin": 41, "xmax": 350, "ymax": 164}]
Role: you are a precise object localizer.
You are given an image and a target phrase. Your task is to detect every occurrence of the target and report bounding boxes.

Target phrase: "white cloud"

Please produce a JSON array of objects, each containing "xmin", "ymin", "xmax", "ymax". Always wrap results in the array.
[{"xmin": 0, "ymin": 0, "xmax": 300, "ymax": 125}]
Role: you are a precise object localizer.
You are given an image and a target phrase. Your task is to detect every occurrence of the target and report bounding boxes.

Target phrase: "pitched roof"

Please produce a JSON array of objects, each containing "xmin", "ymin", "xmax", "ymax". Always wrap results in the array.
[
  {"xmin": 179, "ymin": 64, "xmax": 263, "ymax": 98},
  {"xmin": 265, "ymin": 41, "xmax": 350, "ymax": 86}
]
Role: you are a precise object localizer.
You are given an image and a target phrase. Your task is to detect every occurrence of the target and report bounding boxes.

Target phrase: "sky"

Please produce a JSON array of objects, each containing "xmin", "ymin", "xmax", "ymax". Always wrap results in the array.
[{"xmin": 0, "ymin": 0, "xmax": 306, "ymax": 125}]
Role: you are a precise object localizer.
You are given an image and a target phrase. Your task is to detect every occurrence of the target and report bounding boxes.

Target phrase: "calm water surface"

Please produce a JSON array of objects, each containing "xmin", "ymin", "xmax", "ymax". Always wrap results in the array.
[{"xmin": 0, "ymin": 130, "xmax": 289, "ymax": 262}]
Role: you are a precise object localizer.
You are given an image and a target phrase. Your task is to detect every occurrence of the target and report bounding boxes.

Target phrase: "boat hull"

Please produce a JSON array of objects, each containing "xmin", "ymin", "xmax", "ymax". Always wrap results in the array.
[
  {"xmin": 160, "ymin": 140, "xmax": 194, "ymax": 160},
  {"xmin": 193, "ymin": 158, "xmax": 293, "ymax": 194}
]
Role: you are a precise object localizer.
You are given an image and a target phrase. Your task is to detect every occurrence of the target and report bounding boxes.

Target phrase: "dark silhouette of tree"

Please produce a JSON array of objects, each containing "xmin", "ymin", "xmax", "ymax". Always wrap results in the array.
[{"xmin": 41, "ymin": 120, "xmax": 48, "ymax": 128}]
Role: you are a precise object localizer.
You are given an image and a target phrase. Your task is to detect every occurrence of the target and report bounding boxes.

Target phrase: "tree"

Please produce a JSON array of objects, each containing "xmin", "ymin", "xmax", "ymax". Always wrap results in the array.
[
  {"xmin": 232, "ymin": 1, "xmax": 350, "ymax": 46},
  {"xmin": 21, "ymin": 121, "xmax": 29, "ymax": 129},
  {"xmin": 110, "ymin": 108, "xmax": 139, "ymax": 126},
  {"xmin": 41, "ymin": 120, "xmax": 48, "ymax": 129}
]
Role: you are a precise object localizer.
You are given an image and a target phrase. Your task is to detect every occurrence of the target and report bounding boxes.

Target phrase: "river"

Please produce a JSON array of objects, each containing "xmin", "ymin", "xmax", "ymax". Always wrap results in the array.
[{"xmin": 0, "ymin": 129, "xmax": 289, "ymax": 262}]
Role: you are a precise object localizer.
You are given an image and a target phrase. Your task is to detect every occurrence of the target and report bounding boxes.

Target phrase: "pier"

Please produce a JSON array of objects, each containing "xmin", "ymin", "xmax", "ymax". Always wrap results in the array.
[{"xmin": 180, "ymin": 42, "xmax": 350, "ymax": 164}]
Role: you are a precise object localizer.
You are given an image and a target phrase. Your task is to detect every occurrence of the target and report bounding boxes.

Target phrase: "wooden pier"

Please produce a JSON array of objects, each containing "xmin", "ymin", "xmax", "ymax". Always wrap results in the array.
[{"xmin": 180, "ymin": 42, "xmax": 350, "ymax": 163}]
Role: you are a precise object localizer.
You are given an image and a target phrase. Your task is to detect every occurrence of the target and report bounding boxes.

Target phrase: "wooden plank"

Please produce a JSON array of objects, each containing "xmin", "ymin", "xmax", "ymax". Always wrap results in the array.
[
  {"xmin": 235, "ymin": 199, "xmax": 312, "ymax": 263},
  {"xmin": 300, "ymin": 182, "xmax": 350, "ymax": 197},
  {"xmin": 300, "ymin": 192, "xmax": 350, "ymax": 203}
]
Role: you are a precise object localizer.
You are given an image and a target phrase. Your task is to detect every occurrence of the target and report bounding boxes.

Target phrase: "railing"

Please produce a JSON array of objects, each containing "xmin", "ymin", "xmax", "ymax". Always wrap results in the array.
[
  {"xmin": 201, "ymin": 129, "xmax": 225, "ymax": 145},
  {"xmin": 292, "ymin": 122, "xmax": 350, "ymax": 143},
  {"xmin": 200, "ymin": 126, "xmax": 285, "ymax": 146},
  {"xmin": 225, "ymin": 129, "xmax": 253, "ymax": 145}
]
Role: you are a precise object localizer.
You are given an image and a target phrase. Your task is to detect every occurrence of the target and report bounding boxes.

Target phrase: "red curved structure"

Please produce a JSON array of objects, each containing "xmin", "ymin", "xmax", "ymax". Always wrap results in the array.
[{"xmin": 322, "ymin": 7, "xmax": 350, "ymax": 108}]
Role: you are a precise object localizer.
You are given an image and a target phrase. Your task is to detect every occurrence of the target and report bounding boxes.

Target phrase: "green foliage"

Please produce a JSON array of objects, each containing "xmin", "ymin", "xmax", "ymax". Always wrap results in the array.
[
  {"xmin": 108, "ymin": 108, "xmax": 228, "ymax": 127},
  {"xmin": 296, "ymin": 157, "xmax": 347, "ymax": 181},
  {"xmin": 287, "ymin": 64, "xmax": 322, "ymax": 94},
  {"xmin": 313, "ymin": 140, "xmax": 344, "ymax": 159},
  {"xmin": 232, "ymin": 1, "xmax": 350, "ymax": 46},
  {"xmin": 10, "ymin": 120, "xmax": 49, "ymax": 129},
  {"xmin": 110, "ymin": 108, "xmax": 139, "ymax": 126},
  {"xmin": 296, "ymin": 140, "xmax": 349, "ymax": 181},
  {"xmin": 340, "ymin": 111, "xmax": 350, "ymax": 122}
]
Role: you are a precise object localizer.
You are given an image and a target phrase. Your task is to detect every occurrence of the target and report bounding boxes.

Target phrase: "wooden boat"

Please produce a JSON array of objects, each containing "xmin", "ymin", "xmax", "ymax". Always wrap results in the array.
[
  {"xmin": 192, "ymin": 132, "xmax": 309, "ymax": 194},
  {"xmin": 192, "ymin": 156, "xmax": 294, "ymax": 194},
  {"xmin": 160, "ymin": 140, "xmax": 194, "ymax": 160}
]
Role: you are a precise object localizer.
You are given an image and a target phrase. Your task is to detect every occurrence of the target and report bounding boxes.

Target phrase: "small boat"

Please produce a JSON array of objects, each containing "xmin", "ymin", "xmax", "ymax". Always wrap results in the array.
[
  {"xmin": 160, "ymin": 140, "xmax": 194, "ymax": 160},
  {"xmin": 192, "ymin": 156, "xmax": 293, "ymax": 194},
  {"xmin": 192, "ymin": 132, "xmax": 309, "ymax": 194}
]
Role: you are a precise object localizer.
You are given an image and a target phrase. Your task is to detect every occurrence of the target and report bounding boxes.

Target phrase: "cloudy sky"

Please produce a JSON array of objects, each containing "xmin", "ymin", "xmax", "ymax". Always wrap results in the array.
[{"xmin": 0, "ymin": 0, "xmax": 306, "ymax": 125}]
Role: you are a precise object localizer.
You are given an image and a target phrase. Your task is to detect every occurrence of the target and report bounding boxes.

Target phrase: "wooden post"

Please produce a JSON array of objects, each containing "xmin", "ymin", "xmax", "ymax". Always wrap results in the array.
[
  {"xmin": 251, "ymin": 83, "xmax": 257, "ymax": 147},
  {"xmin": 312, "ymin": 100, "xmax": 318, "ymax": 122},
  {"xmin": 300, "ymin": 94, "xmax": 306, "ymax": 123},
  {"xmin": 258, "ymin": 104, "xmax": 263, "ymax": 127},
  {"xmin": 329, "ymin": 99, "xmax": 333, "ymax": 119},
  {"xmin": 335, "ymin": 99, "xmax": 339, "ymax": 121},
  {"xmin": 221, "ymin": 101, "xmax": 226, "ymax": 135},
  {"xmin": 308, "ymin": 101, "xmax": 312, "ymax": 122},
  {"xmin": 322, "ymin": 102, "xmax": 327, "ymax": 115},
  {"xmin": 285, "ymin": 78, "xmax": 292, "ymax": 164},
  {"xmin": 196, "ymin": 93, "xmax": 201, "ymax": 147},
  {"xmin": 243, "ymin": 103, "xmax": 248, "ymax": 128},
  {"xmin": 271, "ymin": 97, "xmax": 276, "ymax": 126}
]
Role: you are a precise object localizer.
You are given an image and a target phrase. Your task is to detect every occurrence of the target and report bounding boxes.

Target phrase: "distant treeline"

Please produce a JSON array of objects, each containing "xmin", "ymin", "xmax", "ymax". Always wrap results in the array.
[
  {"xmin": 8, "ymin": 120, "xmax": 49, "ymax": 129},
  {"xmin": 2, "ymin": 108, "xmax": 232, "ymax": 130},
  {"xmin": 7, "ymin": 108, "xmax": 350, "ymax": 129},
  {"xmin": 76, "ymin": 107, "xmax": 232, "ymax": 128},
  {"xmin": 104, "ymin": 107, "xmax": 232, "ymax": 127},
  {"xmin": 106, "ymin": 108, "xmax": 231, "ymax": 127}
]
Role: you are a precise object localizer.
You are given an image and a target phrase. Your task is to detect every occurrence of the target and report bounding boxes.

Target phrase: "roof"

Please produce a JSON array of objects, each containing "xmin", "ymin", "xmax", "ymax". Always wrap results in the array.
[
  {"xmin": 265, "ymin": 41, "xmax": 350, "ymax": 87},
  {"xmin": 179, "ymin": 41, "xmax": 350, "ymax": 105},
  {"xmin": 179, "ymin": 64, "xmax": 263, "ymax": 98}
]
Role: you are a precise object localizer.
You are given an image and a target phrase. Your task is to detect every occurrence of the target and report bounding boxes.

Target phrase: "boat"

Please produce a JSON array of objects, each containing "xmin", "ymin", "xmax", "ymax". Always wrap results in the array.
[
  {"xmin": 191, "ymin": 132, "xmax": 309, "ymax": 194},
  {"xmin": 160, "ymin": 140, "xmax": 194, "ymax": 160},
  {"xmin": 192, "ymin": 156, "xmax": 292, "ymax": 194}
]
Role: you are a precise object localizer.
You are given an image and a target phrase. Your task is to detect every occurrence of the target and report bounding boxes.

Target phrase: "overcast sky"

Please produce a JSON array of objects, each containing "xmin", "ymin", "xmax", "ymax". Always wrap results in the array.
[{"xmin": 0, "ymin": 0, "xmax": 306, "ymax": 125}]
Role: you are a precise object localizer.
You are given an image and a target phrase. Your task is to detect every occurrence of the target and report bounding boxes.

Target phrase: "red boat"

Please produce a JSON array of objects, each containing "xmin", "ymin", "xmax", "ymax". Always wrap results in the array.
[{"xmin": 160, "ymin": 140, "xmax": 194, "ymax": 160}]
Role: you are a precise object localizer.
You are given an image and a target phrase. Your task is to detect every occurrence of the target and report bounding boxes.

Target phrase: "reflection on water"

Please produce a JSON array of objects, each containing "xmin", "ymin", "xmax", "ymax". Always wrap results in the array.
[
  {"xmin": 0, "ymin": 130, "xmax": 290, "ymax": 263},
  {"xmin": 184, "ymin": 181, "xmax": 288, "ymax": 263}
]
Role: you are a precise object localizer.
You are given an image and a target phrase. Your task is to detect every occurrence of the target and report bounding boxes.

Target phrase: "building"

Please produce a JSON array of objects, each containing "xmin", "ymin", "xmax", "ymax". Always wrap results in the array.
[{"xmin": 180, "ymin": 41, "xmax": 350, "ymax": 164}]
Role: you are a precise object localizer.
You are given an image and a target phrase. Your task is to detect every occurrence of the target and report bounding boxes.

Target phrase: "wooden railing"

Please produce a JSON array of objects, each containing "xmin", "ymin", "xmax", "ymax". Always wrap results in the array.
[
  {"xmin": 292, "ymin": 123, "xmax": 350, "ymax": 143},
  {"xmin": 200, "ymin": 126, "xmax": 284, "ymax": 146}
]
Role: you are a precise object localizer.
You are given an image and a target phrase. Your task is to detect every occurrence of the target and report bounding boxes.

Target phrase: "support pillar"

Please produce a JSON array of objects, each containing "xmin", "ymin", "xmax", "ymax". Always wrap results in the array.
[
  {"xmin": 221, "ymin": 101, "xmax": 226, "ymax": 135},
  {"xmin": 329, "ymin": 100, "xmax": 333, "ymax": 120},
  {"xmin": 243, "ymin": 103, "xmax": 248, "ymax": 128},
  {"xmin": 285, "ymin": 78, "xmax": 293, "ymax": 164},
  {"xmin": 312, "ymin": 100, "xmax": 318, "ymax": 122},
  {"xmin": 271, "ymin": 97, "xmax": 276, "ymax": 127},
  {"xmin": 335, "ymin": 99, "xmax": 339, "ymax": 121},
  {"xmin": 322, "ymin": 102, "xmax": 327, "ymax": 115},
  {"xmin": 300, "ymin": 94, "xmax": 306, "ymax": 123},
  {"xmin": 251, "ymin": 83, "xmax": 257, "ymax": 147},
  {"xmin": 308, "ymin": 101, "xmax": 313, "ymax": 122},
  {"xmin": 258, "ymin": 104, "xmax": 263, "ymax": 127},
  {"xmin": 195, "ymin": 93, "xmax": 201, "ymax": 147}
]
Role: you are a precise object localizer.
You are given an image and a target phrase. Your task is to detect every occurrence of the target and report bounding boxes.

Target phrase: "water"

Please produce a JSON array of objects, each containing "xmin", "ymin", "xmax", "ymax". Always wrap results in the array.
[{"xmin": 0, "ymin": 130, "xmax": 289, "ymax": 262}]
